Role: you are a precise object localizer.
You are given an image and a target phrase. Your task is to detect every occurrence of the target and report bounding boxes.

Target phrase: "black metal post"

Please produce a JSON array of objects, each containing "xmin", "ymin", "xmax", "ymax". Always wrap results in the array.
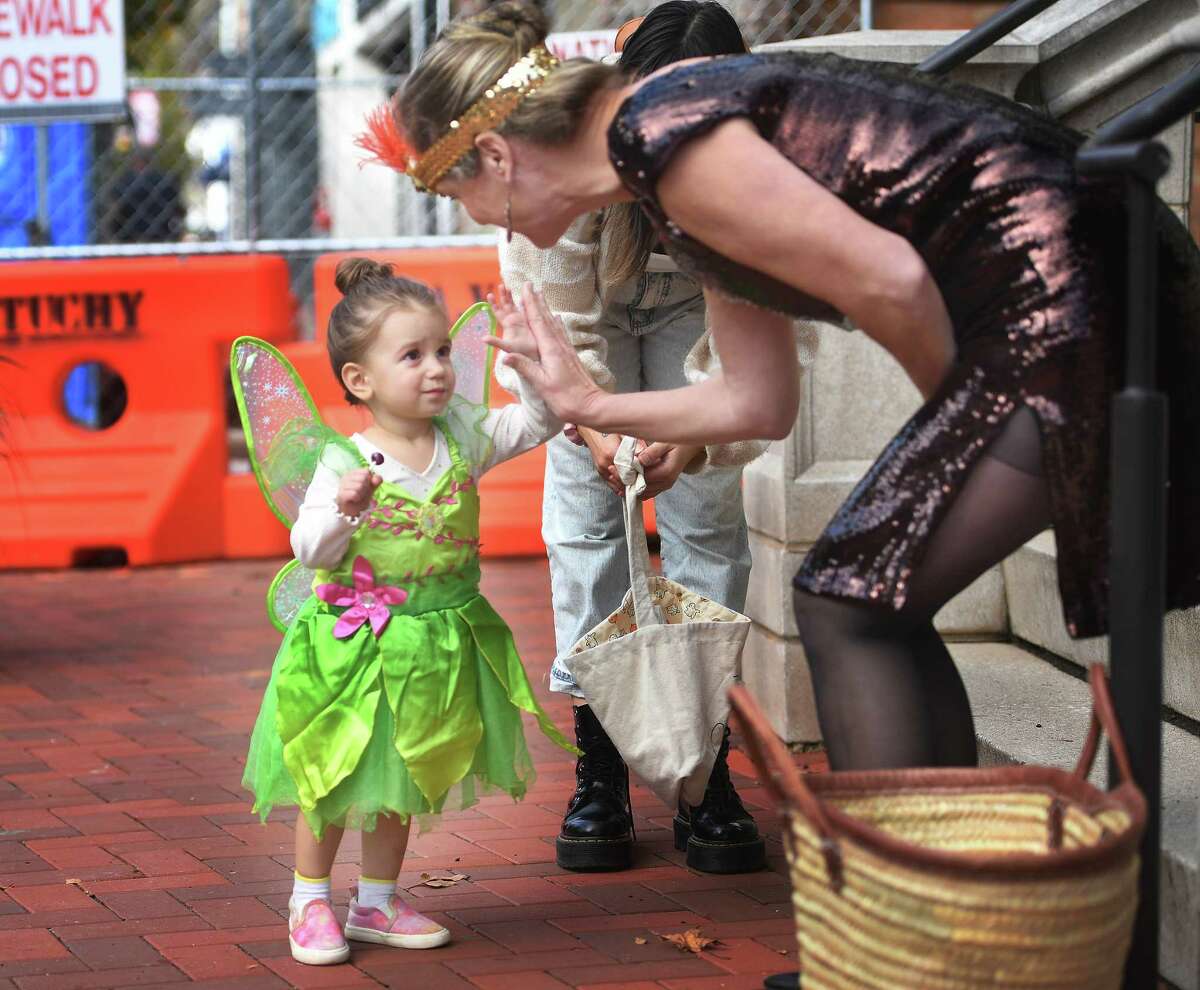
[
  {"xmin": 916, "ymin": 0, "xmax": 1059, "ymax": 75},
  {"xmin": 1077, "ymin": 138, "xmax": 1169, "ymax": 990},
  {"xmin": 922, "ymin": 50, "xmax": 1183, "ymax": 989},
  {"xmin": 919, "ymin": 3, "xmax": 1198, "ymax": 978},
  {"xmin": 244, "ymin": 0, "xmax": 261, "ymax": 244}
]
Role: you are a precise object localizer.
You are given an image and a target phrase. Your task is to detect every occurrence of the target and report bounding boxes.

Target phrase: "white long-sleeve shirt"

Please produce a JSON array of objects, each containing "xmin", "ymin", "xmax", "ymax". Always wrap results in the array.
[{"xmin": 290, "ymin": 388, "xmax": 557, "ymax": 570}]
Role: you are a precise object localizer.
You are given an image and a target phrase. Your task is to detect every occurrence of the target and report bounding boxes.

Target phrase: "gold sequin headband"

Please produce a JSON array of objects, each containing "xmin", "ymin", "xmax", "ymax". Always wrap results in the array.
[{"xmin": 357, "ymin": 45, "xmax": 560, "ymax": 193}]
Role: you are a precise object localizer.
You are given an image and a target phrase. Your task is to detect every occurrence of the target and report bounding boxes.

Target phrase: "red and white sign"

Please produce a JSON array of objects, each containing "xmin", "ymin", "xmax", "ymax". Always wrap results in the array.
[
  {"xmin": 546, "ymin": 30, "xmax": 618, "ymax": 63},
  {"xmin": 0, "ymin": 0, "xmax": 125, "ymax": 119}
]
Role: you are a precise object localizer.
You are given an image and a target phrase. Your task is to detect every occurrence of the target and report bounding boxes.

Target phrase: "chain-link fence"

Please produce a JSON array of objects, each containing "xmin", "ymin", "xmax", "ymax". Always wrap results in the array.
[{"xmin": 0, "ymin": 0, "xmax": 862, "ymax": 316}]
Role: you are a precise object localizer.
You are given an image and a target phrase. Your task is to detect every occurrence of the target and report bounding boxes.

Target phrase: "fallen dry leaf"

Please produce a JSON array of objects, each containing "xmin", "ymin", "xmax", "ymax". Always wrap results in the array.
[
  {"xmin": 633, "ymin": 937, "xmax": 647, "ymax": 945},
  {"xmin": 64, "ymin": 878, "xmax": 82, "ymax": 886},
  {"xmin": 658, "ymin": 928, "xmax": 722, "ymax": 954},
  {"xmin": 410, "ymin": 872, "xmax": 469, "ymax": 889}
]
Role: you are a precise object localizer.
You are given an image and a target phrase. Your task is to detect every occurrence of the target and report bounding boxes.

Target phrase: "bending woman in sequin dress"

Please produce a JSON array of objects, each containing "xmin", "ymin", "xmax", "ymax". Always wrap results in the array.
[{"xmin": 364, "ymin": 2, "xmax": 1200, "ymax": 772}]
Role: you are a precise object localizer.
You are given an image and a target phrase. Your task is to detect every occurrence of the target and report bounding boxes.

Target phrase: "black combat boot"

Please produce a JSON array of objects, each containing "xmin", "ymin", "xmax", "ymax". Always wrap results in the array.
[
  {"xmin": 673, "ymin": 726, "xmax": 766, "ymax": 873},
  {"xmin": 556, "ymin": 704, "xmax": 634, "ymax": 871}
]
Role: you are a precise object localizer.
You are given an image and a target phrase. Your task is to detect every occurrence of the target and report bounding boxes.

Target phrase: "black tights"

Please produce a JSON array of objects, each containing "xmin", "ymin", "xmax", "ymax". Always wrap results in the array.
[{"xmin": 794, "ymin": 408, "xmax": 1052, "ymax": 770}]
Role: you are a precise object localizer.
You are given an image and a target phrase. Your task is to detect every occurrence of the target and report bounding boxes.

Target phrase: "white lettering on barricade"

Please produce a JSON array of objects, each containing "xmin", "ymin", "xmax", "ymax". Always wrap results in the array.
[{"xmin": 0, "ymin": 0, "xmax": 124, "ymax": 120}]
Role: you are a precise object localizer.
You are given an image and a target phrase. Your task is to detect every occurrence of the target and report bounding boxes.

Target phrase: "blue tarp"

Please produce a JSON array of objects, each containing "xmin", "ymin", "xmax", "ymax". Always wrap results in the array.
[
  {"xmin": 63, "ymin": 362, "xmax": 100, "ymax": 428},
  {"xmin": 0, "ymin": 121, "xmax": 91, "ymax": 247},
  {"xmin": 312, "ymin": 0, "xmax": 340, "ymax": 51}
]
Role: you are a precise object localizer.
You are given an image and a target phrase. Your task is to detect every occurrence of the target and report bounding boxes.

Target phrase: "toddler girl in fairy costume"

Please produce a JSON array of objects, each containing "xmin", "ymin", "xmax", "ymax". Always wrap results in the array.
[{"xmin": 234, "ymin": 259, "xmax": 573, "ymax": 966}]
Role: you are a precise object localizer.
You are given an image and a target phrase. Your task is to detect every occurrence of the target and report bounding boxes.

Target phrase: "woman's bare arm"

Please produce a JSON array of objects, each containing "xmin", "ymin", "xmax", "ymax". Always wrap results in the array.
[
  {"xmin": 483, "ymin": 114, "xmax": 955, "ymax": 443},
  {"xmin": 571, "ymin": 288, "xmax": 800, "ymax": 442},
  {"xmin": 489, "ymin": 284, "xmax": 799, "ymax": 444},
  {"xmin": 658, "ymin": 119, "xmax": 956, "ymax": 399}
]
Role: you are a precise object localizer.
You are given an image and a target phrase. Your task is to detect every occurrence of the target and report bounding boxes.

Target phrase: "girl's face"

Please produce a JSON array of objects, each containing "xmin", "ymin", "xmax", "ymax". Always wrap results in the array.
[{"xmin": 347, "ymin": 306, "xmax": 456, "ymax": 419}]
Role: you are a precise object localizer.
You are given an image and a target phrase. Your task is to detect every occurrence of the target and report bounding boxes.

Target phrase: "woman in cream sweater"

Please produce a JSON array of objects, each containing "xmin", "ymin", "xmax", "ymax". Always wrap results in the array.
[{"xmin": 497, "ymin": 2, "xmax": 805, "ymax": 875}]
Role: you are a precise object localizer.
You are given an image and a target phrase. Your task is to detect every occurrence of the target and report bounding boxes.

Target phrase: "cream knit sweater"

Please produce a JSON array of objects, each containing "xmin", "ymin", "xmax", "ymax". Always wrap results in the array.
[{"xmin": 497, "ymin": 212, "xmax": 820, "ymax": 471}]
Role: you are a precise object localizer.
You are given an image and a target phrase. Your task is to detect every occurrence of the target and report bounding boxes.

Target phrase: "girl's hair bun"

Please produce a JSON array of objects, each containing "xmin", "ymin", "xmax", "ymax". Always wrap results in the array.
[{"xmin": 335, "ymin": 257, "xmax": 395, "ymax": 296}]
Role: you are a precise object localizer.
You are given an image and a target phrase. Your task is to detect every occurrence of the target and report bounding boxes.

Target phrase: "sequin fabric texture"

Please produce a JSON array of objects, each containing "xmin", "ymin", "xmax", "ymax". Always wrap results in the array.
[{"xmin": 608, "ymin": 52, "xmax": 1200, "ymax": 637}]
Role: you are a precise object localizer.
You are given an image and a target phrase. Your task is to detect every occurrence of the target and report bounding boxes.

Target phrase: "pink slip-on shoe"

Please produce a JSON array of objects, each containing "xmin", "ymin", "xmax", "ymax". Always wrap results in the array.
[
  {"xmin": 344, "ymin": 888, "xmax": 451, "ymax": 949},
  {"xmin": 288, "ymin": 897, "xmax": 351, "ymax": 965}
]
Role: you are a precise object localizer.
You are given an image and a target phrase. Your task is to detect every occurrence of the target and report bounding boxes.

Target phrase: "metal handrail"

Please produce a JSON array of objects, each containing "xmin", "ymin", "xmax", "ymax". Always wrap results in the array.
[
  {"xmin": 921, "ymin": 7, "xmax": 1200, "ymax": 987},
  {"xmin": 915, "ymin": 0, "xmax": 1059, "ymax": 75},
  {"xmin": 1077, "ymin": 136, "xmax": 1167, "ymax": 990},
  {"xmin": 1073, "ymin": 57, "xmax": 1200, "ymax": 990},
  {"xmin": 1088, "ymin": 58, "xmax": 1200, "ymax": 145}
]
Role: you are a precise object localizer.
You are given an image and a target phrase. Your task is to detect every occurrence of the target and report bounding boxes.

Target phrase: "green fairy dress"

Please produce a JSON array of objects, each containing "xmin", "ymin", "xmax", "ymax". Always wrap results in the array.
[{"xmin": 231, "ymin": 307, "xmax": 574, "ymax": 840}]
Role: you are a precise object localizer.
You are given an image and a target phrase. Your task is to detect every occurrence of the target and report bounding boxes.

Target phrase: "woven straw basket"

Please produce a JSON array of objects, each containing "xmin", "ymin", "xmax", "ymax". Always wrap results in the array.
[{"xmin": 729, "ymin": 666, "xmax": 1146, "ymax": 989}]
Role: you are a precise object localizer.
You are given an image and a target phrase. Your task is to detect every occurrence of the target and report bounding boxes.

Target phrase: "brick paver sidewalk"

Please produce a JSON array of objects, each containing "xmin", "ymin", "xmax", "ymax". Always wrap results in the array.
[{"xmin": 1, "ymin": 559, "xmax": 824, "ymax": 990}]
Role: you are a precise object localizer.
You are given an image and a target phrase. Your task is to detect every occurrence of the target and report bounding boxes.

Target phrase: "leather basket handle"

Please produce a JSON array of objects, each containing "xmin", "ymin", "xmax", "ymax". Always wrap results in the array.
[
  {"xmin": 729, "ymin": 684, "xmax": 844, "ymax": 890},
  {"xmin": 1073, "ymin": 665, "xmax": 1137, "ymax": 786}
]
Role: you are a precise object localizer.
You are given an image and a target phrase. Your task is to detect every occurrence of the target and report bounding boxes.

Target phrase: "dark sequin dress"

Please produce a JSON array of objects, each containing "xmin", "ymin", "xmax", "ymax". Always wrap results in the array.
[{"xmin": 608, "ymin": 51, "xmax": 1200, "ymax": 639}]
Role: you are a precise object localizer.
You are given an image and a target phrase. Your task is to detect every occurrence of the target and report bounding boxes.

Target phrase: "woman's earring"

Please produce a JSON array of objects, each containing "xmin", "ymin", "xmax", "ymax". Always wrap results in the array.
[{"xmin": 504, "ymin": 190, "xmax": 513, "ymax": 244}]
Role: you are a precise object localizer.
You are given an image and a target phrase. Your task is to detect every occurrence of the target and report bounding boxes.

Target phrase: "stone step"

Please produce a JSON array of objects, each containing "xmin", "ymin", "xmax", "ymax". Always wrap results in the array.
[
  {"xmin": 952, "ymin": 641, "xmax": 1200, "ymax": 989},
  {"xmin": 1002, "ymin": 531, "xmax": 1200, "ymax": 725}
]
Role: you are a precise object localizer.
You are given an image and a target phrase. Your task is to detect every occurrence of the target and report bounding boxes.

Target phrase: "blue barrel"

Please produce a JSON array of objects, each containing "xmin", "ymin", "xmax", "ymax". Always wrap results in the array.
[{"xmin": 0, "ymin": 121, "xmax": 91, "ymax": 247}]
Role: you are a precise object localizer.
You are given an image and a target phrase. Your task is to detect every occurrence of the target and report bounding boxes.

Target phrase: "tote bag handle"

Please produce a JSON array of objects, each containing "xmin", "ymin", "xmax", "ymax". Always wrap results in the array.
[{"xmin": 614, "ymin": 436, "xmax": 664, "ymax": 630}]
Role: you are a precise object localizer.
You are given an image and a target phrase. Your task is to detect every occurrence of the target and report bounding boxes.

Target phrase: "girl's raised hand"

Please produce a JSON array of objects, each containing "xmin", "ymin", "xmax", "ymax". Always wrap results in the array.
[
  {"xmin": 336, "ymin": 468, "xmax": 382, "ymax": 518},
  {"xmin": 484, "ymin": 283, "xmax": 604, "ymax": 425}
]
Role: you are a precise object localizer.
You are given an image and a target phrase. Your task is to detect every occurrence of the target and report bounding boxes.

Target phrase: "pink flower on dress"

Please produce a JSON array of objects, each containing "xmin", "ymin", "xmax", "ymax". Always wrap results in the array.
[{"xmin": 315, "ymin": 556, "xmax": 408, "ymax": 639}]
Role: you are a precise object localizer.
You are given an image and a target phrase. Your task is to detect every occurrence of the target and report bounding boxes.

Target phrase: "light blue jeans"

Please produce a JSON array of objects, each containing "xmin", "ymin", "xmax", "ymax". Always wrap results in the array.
[{"xmin": 544, "ymin": 270, "xmax": 751, "ymax": 697}]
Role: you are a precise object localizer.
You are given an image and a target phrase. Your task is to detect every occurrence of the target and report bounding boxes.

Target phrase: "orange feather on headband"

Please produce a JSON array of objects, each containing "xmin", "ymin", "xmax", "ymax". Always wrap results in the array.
[{"xmin": 355, "ymin": 102, "xmax": 413, "ymax": 173}]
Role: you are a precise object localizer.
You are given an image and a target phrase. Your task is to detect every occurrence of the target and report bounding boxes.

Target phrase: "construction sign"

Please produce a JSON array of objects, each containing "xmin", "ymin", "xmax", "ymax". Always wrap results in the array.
[{"xmin": 0, "ymin": 0, "xmax": 126, "ymax": 122}]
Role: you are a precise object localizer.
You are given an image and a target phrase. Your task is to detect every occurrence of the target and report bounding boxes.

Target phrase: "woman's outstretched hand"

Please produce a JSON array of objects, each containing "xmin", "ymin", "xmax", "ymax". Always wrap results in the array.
[{"xmin": 486, "ymin": 283, "xmax": 604, "ymax": 425}]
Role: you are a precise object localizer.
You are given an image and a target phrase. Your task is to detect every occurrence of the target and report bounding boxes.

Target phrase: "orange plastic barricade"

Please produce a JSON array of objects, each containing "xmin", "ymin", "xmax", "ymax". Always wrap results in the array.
[
  {"xmin": 310, "ymin": 248, "xmax": 657, "ymax": 556},
  {"xmin": 0, "ymin": 255, "xmax": 296, "ymax": 569}
]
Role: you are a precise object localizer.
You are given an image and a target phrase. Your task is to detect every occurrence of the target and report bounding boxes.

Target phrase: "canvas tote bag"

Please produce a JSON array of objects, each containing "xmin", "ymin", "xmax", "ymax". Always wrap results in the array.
[{"xmin": 562, "ymin": 436, "xmax": 751, "ymax": 809}]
